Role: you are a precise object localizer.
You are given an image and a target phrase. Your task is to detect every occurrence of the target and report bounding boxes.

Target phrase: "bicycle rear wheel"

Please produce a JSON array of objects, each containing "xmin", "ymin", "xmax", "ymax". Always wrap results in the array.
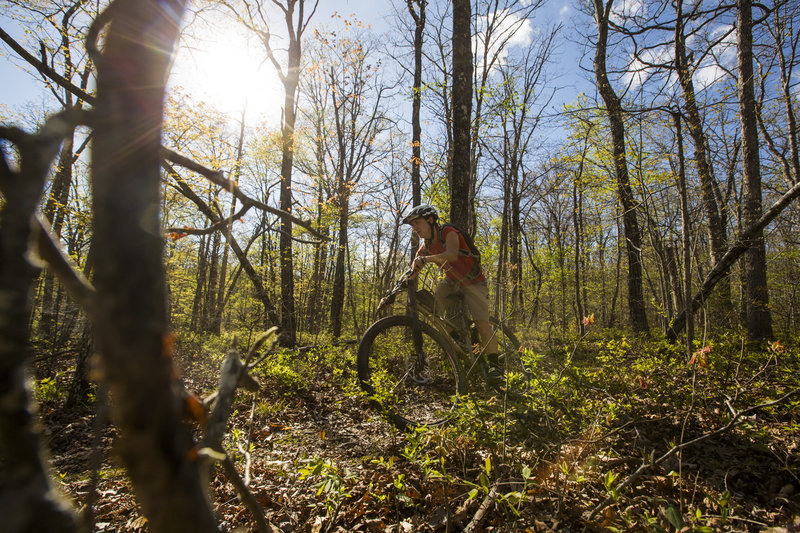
[{"xmin": 357, "ymin": 315, "xmax": 465, "ymax": 430}]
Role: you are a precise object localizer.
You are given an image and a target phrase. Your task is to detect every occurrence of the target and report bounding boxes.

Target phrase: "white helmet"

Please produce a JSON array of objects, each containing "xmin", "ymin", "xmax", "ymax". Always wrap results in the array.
[{"xmin": 402, "ymin": 204, "xmax": 438, "ymax": 224}]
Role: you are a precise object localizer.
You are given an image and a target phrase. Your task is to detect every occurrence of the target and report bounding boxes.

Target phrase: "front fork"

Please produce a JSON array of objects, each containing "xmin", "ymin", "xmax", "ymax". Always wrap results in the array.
[{"xmin": 407, "ymin": 278, "xmax": 432, "ymax": 384}]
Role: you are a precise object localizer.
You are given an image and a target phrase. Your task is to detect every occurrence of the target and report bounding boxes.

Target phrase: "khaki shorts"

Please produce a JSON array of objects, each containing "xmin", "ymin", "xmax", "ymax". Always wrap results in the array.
[{"xmin": 435, "ymin": 277, "xmax": 490, "ymax": 322}]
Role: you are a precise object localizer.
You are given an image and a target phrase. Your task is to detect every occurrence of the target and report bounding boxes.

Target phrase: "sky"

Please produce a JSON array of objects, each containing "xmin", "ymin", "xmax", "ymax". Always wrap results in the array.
[
  {"xmin": 0, "ymin": 0, "xmax": 584, "ymax": 130},
  {"xmin": 0, "ymin": 1, "xmax": 390, "ymax": 115}
]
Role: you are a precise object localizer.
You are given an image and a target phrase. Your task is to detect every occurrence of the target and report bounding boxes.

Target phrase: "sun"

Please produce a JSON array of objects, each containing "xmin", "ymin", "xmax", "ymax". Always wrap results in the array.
[{"xmin": 171, "ymin": 22, "xmax": 283, "ymax": 126}]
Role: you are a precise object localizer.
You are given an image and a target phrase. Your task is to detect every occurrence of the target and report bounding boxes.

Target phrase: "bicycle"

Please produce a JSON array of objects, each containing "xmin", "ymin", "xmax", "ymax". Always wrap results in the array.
[{"xmin": 356, "ymin": 269, "xmax": 522, "ymax": 430}]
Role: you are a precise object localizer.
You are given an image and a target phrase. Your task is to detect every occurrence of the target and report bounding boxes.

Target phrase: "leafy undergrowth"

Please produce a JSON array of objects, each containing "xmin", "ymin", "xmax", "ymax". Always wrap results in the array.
[{"xmin": 41, "ymin": 330, "xmax": 800, "ymax": 532}]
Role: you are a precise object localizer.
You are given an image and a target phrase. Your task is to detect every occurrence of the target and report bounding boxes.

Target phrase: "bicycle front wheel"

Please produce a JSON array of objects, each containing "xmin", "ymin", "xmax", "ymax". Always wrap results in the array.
[{"xmin": 357, "ymin": 315, "xmax": 465, "ymax": 430}]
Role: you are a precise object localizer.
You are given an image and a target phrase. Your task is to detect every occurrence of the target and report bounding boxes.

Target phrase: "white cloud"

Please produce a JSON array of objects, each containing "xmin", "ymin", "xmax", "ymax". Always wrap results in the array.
[
  {"xmin": 622, "ymin": 45, "xmax": 673, "ymax": 90},
  {"xmin": 610, "ymin": 0, "xmax": 645, "ymax": 25},
  {"xmin": 559, "ymin": 5, "xmax": 571, "ymax": 18},
  {"xmin": 474, "ymin": 9, "xmax": 534, "ymax": 76},
  {"xmin": 693, "ymin": 24, "xmax": 737, "ymax": 90}
]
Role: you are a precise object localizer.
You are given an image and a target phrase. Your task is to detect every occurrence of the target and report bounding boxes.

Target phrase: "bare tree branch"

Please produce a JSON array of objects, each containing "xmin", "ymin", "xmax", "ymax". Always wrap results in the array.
[
  {"xmin": 0, "ymin": 25, "xmax": 95, "ymax": 105},
  {"xmin": 161, "ymin": 147, "xmax": 327, "ymax": 241}
]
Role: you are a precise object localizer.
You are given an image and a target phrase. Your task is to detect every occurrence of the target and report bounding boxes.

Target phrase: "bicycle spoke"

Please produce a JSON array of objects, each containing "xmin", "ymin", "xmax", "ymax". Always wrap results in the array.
[{"xmin": 358, "ymin": 315, "xmax": 463, "ymax": 429}]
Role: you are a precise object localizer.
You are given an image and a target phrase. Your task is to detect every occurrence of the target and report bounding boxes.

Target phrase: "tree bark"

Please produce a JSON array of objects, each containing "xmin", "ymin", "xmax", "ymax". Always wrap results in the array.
[
  {"xmin": 211, "ymin": 107, "xmax": 247, "ymax": 335},
  {"xmin": 89, "ymin": 1, "xmax": 219, "ymax": 530},
  {"xmin": 408, "ymin": 0, "xmax": 426, "ymax": 252},
  {"xmin": 330, "ymin": 202, "xmax": 349, "ymax": 338},
  {"xmin": 672, "ymin": 112, "xmax": 694, "ymax": 350},
  {"xmin": 450, "ymin": 0, "xmax": 473, "ymax": 231},
  {"xmin": 191, "ymin": 234, "xmax": 208, "ymax": 330},
  {"xmin": 674, "ymin": 1, "xmax": 732, "ymax": 314},
  {"xmin": 591, "ymin": 0, "xmax": 649, "ymax": 333},
  {"xmin": 39, "ymin": 132, "xmax": 75, "ymax": 345},
  {"xmin": 277, "ymin": 4, "xmax": 302, "ymax": 347},
  {"xmin": 737, "ymin": 0, "xmax": 773, "ymax": 341},
  {"xmin": 0, "ymin": 116, "xmax": 84, "ymax": 533}
]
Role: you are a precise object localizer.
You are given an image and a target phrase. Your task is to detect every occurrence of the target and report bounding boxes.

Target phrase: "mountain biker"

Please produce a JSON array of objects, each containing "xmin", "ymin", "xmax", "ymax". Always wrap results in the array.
[{"xmin": 402, "ymin": 204, "xmax": 504, "ymax": 389}]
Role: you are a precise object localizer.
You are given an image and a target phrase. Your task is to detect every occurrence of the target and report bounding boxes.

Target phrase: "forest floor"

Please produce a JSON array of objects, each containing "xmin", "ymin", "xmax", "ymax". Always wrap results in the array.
[{"xmin": 42, "ymin": 332, "xmax": 800, "ymax": 532}]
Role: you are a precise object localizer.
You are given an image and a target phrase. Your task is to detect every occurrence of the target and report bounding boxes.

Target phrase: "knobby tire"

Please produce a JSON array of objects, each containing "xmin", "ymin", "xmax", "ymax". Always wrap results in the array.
[{"xmin": 357, "ymin": 315, "xmax": 464, "ymax": 430}]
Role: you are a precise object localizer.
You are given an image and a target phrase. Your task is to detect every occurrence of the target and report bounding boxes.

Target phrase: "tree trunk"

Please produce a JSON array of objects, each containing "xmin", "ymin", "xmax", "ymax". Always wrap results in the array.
[
  {"xmin": 330, "ymin": 198, "xmax": 349, "ymax": 338},
  {"xmin": 672, "ymin": 112, "xmax": 694, "ymax": 351},
  {"xmin": 90, "ymin": 1, "xmax": 218, "ymax": 530},
  {"xmin": 202, "ymin": 231, "xmax": 220, "ymax": 331},
  {"xmin": 495, "ymin": 191, "xmax": 509, "ymax": 312},
  {"xmin": 674, "ymin": 0, "xmax": 732, "ymax": 316},
  {"xmin": 408, "ymin": 0, "xmax": 425, "ymax": 233},
  {"xmin": 573, "ymin": 173, "xmax": 585, "ymax": 335},
  {"xmin": 307, "ymin": 180, "xmax": 329, "ymax": 334},
  {"xmin": 39, "ymin": 132, "xmax": 75, "ymax": 345},
  {"xmin": 278, "ymin": 43, "xmax": 300, "ymax": 347},
  {"xmin": 450, "ymin": 0, "xmax": 474, "ymax": 231},
  {"xmin": 65, "ymin": 319, "xmax": 92, "ymax": 409},
  {"xmin": 190, "ymin": 235, "xmax": 207, "ymax": 331},
  {"xmin": 272, "ymin": 0, "xmax": 318, "ymax": 347},
  {"xmin": 211, "ymin": 107, "xmax": 246, "ymax": 335},
  {"xmin": 511, "ymin": 171, "xmax": 523, "ymax": 313},
  {"xmin": 0, "ymin": 119, "xmax": 83, "ymax": 533},
  {"xmin": 592, "ymin": 0, "xmax": 649, "ymax": 333},
  {"xmin": 737, "ymin": 0, "xmax": 773, "ymax": 341}
]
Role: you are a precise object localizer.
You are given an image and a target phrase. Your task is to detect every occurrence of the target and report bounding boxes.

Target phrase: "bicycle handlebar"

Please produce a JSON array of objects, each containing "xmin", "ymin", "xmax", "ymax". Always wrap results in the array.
[{"xmin": 375, "ymin": 269, "xmax": 418, "ymax": 315}]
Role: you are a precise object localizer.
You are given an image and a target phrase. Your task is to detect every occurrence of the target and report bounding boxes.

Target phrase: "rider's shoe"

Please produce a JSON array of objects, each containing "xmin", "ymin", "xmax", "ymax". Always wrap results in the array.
[{"xmin": 485, "ymin": 353, "xmax": 505, "ymax": 391}]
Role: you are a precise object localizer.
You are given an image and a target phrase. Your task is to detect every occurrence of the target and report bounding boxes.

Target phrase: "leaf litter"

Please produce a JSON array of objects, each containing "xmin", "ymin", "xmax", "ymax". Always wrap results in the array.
[{"xmin": 41, "ymin": 339, "xmax": 800, "ymax": 532}]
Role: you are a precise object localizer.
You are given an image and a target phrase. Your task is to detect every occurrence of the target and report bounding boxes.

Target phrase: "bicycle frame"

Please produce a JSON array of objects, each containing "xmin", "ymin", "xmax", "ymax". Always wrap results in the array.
[
  {"xmin": 361, "ymin": 271, "xmax": 523, "ymax": 429},
  {"xmin": 376, "ymin": 270, "xmax": 480, "ymax": 374}
]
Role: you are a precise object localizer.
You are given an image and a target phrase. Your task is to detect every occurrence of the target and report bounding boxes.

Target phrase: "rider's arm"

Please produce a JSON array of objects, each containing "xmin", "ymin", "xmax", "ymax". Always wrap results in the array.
[
  {"xmin": 413, "ymin": 229, "xmax": 459, "ymax": 271},
  {"xmin": 409, "ymin": 248, "xmax": 426, "ymax": 278}
]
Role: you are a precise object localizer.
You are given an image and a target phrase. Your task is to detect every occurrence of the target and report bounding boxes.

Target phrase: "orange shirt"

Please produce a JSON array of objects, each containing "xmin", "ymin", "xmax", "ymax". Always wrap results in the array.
[{"xmin": 419, "ymin": 225, "xmax": 484, "ymax": 285}]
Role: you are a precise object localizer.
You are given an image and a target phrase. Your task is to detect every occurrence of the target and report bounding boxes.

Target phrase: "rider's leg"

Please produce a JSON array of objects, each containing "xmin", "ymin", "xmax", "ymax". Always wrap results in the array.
[
  {"xmin": 434, "ymin": 278, "xmax": 462, "ymax": 321},
  {"xmin": 461, "ymin": 280, "xmax": 499, "ymax": 356},
  {"xmin": 461, "ymin": 281, "xmax": 504, "ymax": 388},
  {"xmin": 474, "ymin": 320, "xmax": 499, "ymax": 356}
]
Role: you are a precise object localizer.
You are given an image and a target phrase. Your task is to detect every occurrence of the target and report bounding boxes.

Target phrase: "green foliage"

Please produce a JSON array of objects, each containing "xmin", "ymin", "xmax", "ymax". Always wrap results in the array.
[
  {"xmin": 358, "ymin": 329, "xmax": 798, "ymax": 527},
  {"xmin": 252, "ymin": 348, "xmax": 311, "ymax": 392},
  {"xmin": 33, "ymin": 373, "xmax": 66, "ymax": 403},
  {"xmin": 298, "ymin": 457, "xmax": 354, "ymax": 517}
]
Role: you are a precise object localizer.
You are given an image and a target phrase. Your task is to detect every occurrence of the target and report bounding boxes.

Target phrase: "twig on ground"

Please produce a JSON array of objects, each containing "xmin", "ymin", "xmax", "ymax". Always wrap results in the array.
[
  {"xmin": 588, "ymin": 389, "xmax": 800, "ymax": 520},
  {"xmin": 221, "ymin": 455, "xmax": 274, "ymax": 533},
  {"xmin": 463, "ymin": 485, "xmax": 499, "ymax": 533}
]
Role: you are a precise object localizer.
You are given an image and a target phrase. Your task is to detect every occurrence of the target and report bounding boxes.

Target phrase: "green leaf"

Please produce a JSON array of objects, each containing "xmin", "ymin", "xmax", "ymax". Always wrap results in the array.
[
  {"xmin": 468, "ymin": 488, "xmax": 479, "ymax": 500},
  {"xmin": 604, "ymin": 470, "xmax": 617, "ymax": 490},
  {"xmin": 522, "ymin": 465, "xmax": 531, "ymax": 480},
  {"xmin": 485, "ymin": 456, "xmax": 492, "ymax": 476},
  {"xmin": 664, "ymin": 506, "xmax": 684, "ymax": 529}
]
